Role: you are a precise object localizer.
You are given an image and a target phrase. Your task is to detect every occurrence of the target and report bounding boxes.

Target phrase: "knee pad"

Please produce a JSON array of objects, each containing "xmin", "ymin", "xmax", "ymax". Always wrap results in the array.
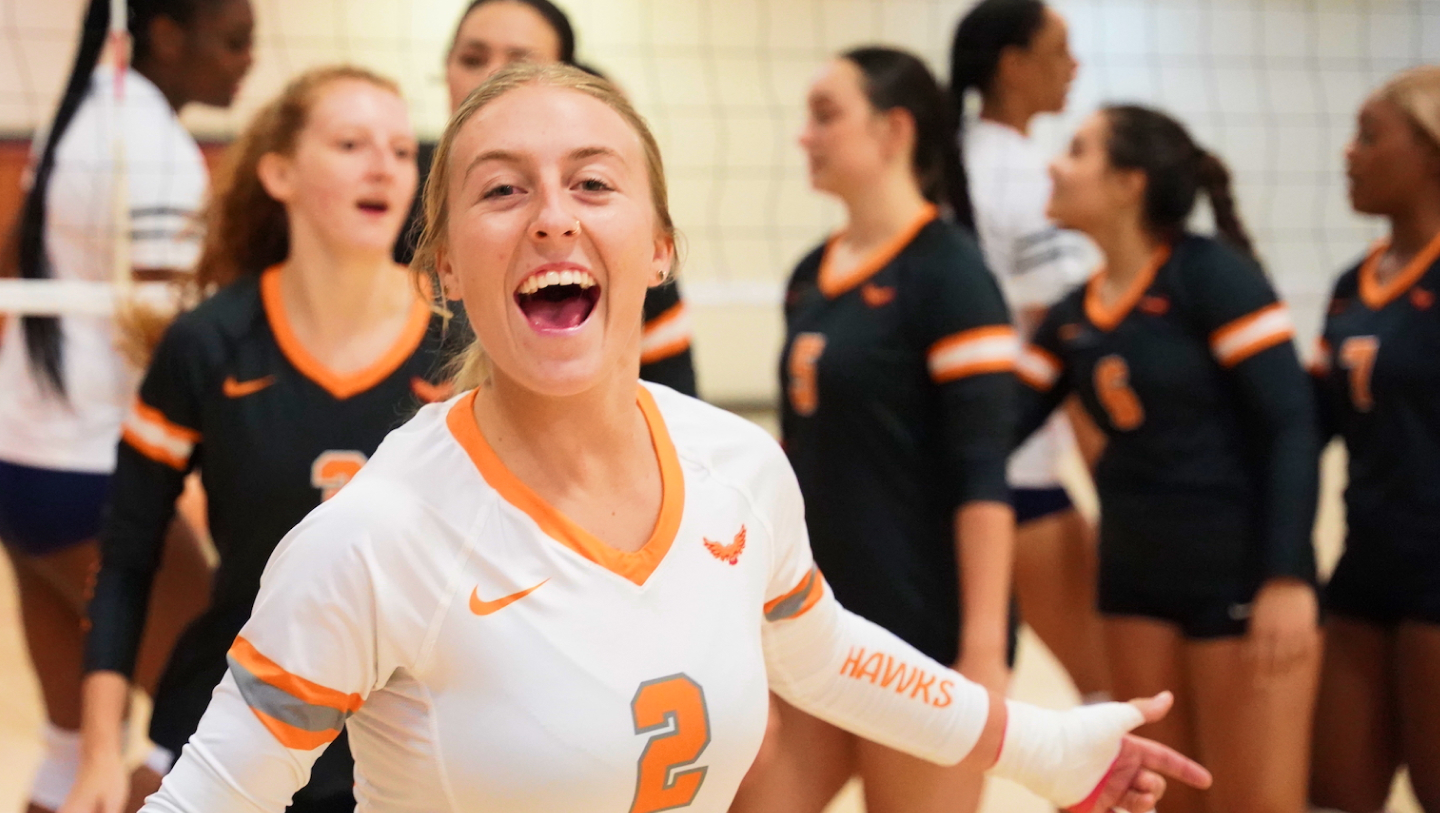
[{"xmin": 29, "ymin": 723, "xmax": 82, "ymax": 811}]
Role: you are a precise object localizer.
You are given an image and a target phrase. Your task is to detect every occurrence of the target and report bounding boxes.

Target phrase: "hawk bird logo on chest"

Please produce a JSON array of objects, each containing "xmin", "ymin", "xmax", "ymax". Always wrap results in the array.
[{"xmin": 704, "ymin": 525, "xmax": 747, "ymax": 565}]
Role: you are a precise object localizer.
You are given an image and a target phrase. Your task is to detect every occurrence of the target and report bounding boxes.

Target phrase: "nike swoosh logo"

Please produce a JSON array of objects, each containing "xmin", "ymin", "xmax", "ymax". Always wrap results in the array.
[
  {"xmin": 223, "ymin": 375, "xmax": 275, "ymax": 398},
  {"xmin": 469, "ymin": 579, "xmax": 549, "ymax": 616}
]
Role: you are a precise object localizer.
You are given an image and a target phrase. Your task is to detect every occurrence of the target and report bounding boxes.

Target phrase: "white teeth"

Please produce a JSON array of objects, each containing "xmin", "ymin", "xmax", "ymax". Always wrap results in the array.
[{"xmin": 517, "ymin": 269, "xmax": 598, "ymax": 295}]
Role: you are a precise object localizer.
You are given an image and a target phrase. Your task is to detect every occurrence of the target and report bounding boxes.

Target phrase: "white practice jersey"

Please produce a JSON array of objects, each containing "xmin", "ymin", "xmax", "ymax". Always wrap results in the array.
[
  {"xmin": 142, "ymin": 384, "xmax": 1011, "ymax": 812},
  {"xmin": 963, "ymin": 118, "xmax": 1091, "ymax": 489},
  {"xmin": 0, "ymin": 68, "xmax": 205, "ymax": 472}
]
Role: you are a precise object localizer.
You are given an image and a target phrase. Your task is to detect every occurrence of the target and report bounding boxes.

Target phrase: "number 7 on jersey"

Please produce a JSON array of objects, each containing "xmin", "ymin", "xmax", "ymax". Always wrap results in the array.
[{"xmin": 629, "ymin": 674, "xmax": 711, "ymax": 813}]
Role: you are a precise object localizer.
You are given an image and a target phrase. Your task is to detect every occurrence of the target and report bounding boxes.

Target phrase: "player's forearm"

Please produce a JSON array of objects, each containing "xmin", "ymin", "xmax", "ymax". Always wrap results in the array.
[
  {"xmin": 78, "ymin": 671, "xmax": 130, "ymax": 761},
  {"xmin": 956, "ymin": 500, "xmax": 1015, "ymax": 658},
  {"xmin": 762, "ymin": 589, "xmax": 1155, "ymax": 808}
]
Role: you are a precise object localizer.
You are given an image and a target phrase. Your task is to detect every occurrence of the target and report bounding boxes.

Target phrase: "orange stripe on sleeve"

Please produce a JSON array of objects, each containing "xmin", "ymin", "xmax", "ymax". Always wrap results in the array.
[
  {"xmin": 1210, "ymin": 303, "xmax": 1295, "ymax": 368},
  {"xmin": 121, "ymin": 399, "xmax": 199, "ymax": 470},
  {"xmin": 926, "ymin": 326, "xmax": 1019, "ymax": 383},
  {"xmin": 229, "ymin": 636, "xmax": 363, "ymax": 715},
  {"xmin": 1015, "ymin": 345, "xmax": 1063, "ymax": 392},
  {"xmin": 640, "ymin": 302, "xmax": 693, "ymax": 365}
]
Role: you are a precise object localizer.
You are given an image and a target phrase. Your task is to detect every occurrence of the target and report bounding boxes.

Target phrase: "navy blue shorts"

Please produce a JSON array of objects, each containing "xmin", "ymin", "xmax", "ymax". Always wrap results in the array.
[
  {"xmin": 1011, "ymin": 487, "xmax": 1074, "ymax": 525},
  {"xmin": 0, "ymin": 459, "xmax": 111, "ymax": 557}
]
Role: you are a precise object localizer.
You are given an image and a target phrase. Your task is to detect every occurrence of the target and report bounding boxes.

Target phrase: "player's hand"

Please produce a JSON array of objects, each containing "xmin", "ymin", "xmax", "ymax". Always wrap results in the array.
[
  {"xmin": 1071, "ymin": 693, "xmax": 1212, "ymax": 813},
  {"xmin": 1245, "ymin": 577, "xmax": 1319, "ymax": 684},
  {"xmin": 58, "ymin": 749, "xmax": 128, "ymax": 813},
  {"xmin": 956, "ymin": 649, "xmax": 1010, "ymax": 694},
  {"xmin": 125, "ymin": 765, "xmax": 164, "ymax": 813}
]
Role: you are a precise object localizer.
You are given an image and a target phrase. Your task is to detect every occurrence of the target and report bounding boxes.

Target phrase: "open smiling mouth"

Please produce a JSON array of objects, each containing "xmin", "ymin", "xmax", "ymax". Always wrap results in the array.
[{"xmin": 515, "ymin": 268, "xmax": 601, "ymax": 331}]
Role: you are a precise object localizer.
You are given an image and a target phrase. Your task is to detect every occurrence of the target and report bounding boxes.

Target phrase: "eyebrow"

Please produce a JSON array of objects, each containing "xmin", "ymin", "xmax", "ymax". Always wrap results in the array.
[{"xmin": 462, "ymin": 145, "xmax": 625, "ymax": 183}]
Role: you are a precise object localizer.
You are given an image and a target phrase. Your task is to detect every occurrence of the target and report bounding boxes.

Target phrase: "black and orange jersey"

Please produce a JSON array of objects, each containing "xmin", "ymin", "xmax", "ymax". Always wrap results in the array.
[
  {"xmin": 1016, "ymin": 234, "xmax": 1318, "ymax": 588},
  {"xmin": 397, "ymin": 141, "xmax": 698, "ymax": 397},
  {"xmin": 779, "ymin": 206, "xmax": 1017, "ymax": 664},
  {"xmin": 84, "ymin": 267, "xmax": 454, "ymax": 798},
  {"xmin": 1314, "ymin": 233, "xmax": 1440, "ymax": 551}
]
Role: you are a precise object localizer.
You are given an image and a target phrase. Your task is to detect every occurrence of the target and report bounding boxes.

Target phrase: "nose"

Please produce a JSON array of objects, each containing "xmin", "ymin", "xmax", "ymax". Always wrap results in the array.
[{"xmin": 531, "ymin": 186, "xmax": 580, "ymax": 242}]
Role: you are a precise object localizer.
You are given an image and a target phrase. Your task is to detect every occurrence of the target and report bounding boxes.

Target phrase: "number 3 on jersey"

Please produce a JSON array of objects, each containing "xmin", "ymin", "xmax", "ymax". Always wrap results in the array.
[
  {"xmin": 629, "ymin": 674, "xmax": 711, "ymax": 813},
  {"xmin": 311, "ymin": 451, "xmax": 368, "ymax": 501},
  {"xmin": 787, "ymin": 333, "xmax": 827, "ymax": 417},
  {"xmin": 1094, "ymin": 355, "xmax": 1144, "ymax": 431},
  {"xmin": 1339, "ymin": 336, "xmax": 1379, "ymax": 413}
]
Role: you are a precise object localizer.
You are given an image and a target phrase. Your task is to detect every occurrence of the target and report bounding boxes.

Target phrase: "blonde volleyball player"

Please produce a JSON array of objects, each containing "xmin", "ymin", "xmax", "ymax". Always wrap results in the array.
[
  {"xmin": 0, "ymin": 1, "xmax": 252, "ymax": 810},
  {"xmin": 393, "ymin": 0, "xmax": 698, "ymax": 395},
  {"xmin": 62, "ymin": 66, "xmax": 451, "ymax": 813},
  {"xmin": 1015, "ymin": 106, "xmax": 1321, "ymax": 813},
  {"xmin": 135, "ymin": 63, "xmax": 1209, "ymax": 813},
  {"xmin": 1309, "ymin": 65, "xmax": 1440, "ymax": 813},
  {"xmin": 951, "ymin": 0, "xmax": 1111, "ymax": 703}
]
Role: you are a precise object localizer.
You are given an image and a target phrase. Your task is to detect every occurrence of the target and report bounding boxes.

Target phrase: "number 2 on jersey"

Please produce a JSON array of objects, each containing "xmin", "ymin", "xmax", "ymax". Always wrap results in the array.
[
  {"xmin": 1339, "ymin": 336, "xmax": 1379, "ymax": 413},
  {"xmin": 1094, "ymin": 355, "xmax": 1144, "ymax": 431},
  {"xmin": 787, "ymin": 333, "xmax": 827, "ymax": 417},
  {"xmin": 629, "ymin": 674, "xmax": 711, "ymax": 813},
  {"xmin": 311, "ymin": 451, "xmax": 368, "ymax": 501}
]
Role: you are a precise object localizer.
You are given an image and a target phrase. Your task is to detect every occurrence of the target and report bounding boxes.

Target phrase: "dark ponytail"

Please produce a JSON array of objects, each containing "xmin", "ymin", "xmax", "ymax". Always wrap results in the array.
[
  {"xmin": 17, "ymin": 0, "xmax": 212, "ymax": 396},
  {"xmin": 452, "ymin": 0, "xmax": 576, "ymax": 64},
  {"xmin": 1102, "ymin": 104, "xmax": 1259, "ymax": 263},
  {"xmin": 843, "ymin": 46, "xmax": 974, "ymax": 230},
  {"xmin": 947, "ymin": 0, "xmax": 1048, "ymax": 215},
  {"xmin": 15, "ymin": 0, "xmax": 112, "ymax": 396}
]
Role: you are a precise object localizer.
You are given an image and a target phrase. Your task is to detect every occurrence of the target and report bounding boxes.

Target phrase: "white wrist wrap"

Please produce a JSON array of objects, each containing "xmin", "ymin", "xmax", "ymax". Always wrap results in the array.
[{"xmin": 992, "ymin": 700, "xmax": 1145, "ymax": 809}]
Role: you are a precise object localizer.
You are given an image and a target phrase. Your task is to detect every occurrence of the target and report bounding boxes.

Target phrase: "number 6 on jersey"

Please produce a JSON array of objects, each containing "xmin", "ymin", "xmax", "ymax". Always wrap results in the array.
[{"xmin": 629, "ymin": 674, "xmax": 711, "ymax": 813}]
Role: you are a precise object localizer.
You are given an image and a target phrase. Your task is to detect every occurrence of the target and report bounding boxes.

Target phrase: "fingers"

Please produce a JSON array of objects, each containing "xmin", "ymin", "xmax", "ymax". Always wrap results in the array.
[
  {"xmin": 1128, "ymin": 690, "xmax": 1174, "ymax": 725},
  {"xmin": 1130, "ymin": 735, "xmax": 1213, "ymax": 789},
  {"xmin": 1114, "ymin": 789, "xmax": 1159, "ymax": 812}
]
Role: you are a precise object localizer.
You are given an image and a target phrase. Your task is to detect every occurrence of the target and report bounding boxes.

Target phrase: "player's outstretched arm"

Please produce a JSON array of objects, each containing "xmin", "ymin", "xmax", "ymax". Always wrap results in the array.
[{"xmin": 761, "ymin": 588, "xmax": 1212, "ymax": 811}]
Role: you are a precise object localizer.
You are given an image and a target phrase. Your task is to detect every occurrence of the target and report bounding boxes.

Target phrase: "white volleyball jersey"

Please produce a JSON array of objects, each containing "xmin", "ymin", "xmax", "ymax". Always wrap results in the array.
[
  {"xmin": 149, "ymin": 384, "xmax": 834, "ymax": 812},
  {"xmin": 0, "ymin": 68, "xmax": 206, "ymax": 472},
  {"xmin": 963, "ymin": 118, "xmax": 1091, "ymax": 488}
]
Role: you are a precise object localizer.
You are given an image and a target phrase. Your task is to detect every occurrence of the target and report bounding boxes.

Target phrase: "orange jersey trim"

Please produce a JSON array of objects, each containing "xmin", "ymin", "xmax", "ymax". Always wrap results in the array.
[
  {"xmin": 122, "ymin": 399, "xmax": 200, "ymax": 470},
  {"xmin": 764, "ymin": 566, "xmax": 825, "ymax": 621},
  {"xmin": 926, "ymin": 325, "xmax": 1019, "ymax": 383},
  {"xmin": 1210, "ymin": 303, "xmax": 1294, "ymax": 368},
  {"xmin": 250, "ymin": 706, "xmax": 341, "ymax": 751},
  {"xmin": 260, "ymin": 266, "xmax": 432, "ymax": 400},
  {"xmin": 446, "ymin": 387, "xmax": 686, "ymax": 586},
  {"xmin": 640, "ymin": 302, "xmax": 693, "ymax": 365},
  {"xmin": 1015, "ymin": 344, "xmax": 1063, "ymax": 392},
  {"xmin": 229, "ymin": 636, "xmax": 363, "ymax": 715},
  {"xmin": 1357, "ymin": 232, "xmax": 1440, "ymax": 310},
  {"xmin": 818, "ymin": 204, "xmax": 937, "ymax": 299},
  {"xmin": 1083, "ymin": 244, "xmax": 1172, "ymax": 332}
]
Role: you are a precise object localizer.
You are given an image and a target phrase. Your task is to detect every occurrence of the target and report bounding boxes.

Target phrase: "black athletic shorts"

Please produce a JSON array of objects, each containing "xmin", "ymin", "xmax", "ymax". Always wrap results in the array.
[
  {"xmin": 1325, "ymin": 536, "xmax": 1440, "ymax": 627},
  {"xmin": 1011, "ymin": 486, "xmax": 1074, "ymax": 525},
  {"xmin": 1095, "ymin": 490, "xmax": 1264, "ymax": 639}
]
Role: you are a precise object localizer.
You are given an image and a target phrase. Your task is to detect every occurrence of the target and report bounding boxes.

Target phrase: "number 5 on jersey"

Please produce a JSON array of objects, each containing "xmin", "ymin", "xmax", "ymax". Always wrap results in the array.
[
  {"xmin": 630, "ymin": 674, "xmax": 711, "ymax": 813},
  {"xmin": 787, "ymin": 333, "xmax": 827, "ymax": 417}
]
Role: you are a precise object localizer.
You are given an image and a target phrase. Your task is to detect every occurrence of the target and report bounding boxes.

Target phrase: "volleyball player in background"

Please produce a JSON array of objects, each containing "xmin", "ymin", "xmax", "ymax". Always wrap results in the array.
[
  {"xmin": 1310, "ymin": 65, "xmax": 1440, "ymax": 813},
  {"xmin": 0, "ymin": 1, "xmax": 252, "ymax": 810},
  {"xmin": 395, "ymin": 0, "xmax": 698, "ymax": 395},
  {"xmin": 61, "ymin": 66, "xmax": 452, "ymax": 813},
  {"xmin": 732, "ymin": 48, "xmax": 1017, "ymax": 813},
  {"xmin": 1015, "ymin": 105, "xmax": 1321, "ymax": 813},
  {"xmin": 950, "ymin": 0, "xmax": 1110, "ymax": 703}
]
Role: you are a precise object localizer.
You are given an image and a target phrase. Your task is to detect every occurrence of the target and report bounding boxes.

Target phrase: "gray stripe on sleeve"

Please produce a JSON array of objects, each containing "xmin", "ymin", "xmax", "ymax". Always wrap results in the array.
[
  {"xmin": 765, "ymin": 568, "xmax": 819, "ymax": 622},
  {"xmin": 227, "ymin": 654, "xmax": 351, "ymax": 734}
]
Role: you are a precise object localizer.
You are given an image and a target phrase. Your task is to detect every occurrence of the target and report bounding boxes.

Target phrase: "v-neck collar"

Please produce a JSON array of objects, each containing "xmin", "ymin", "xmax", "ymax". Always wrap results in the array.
[
  {"xmin": 817, "ymin": 204, "xmax": 938, "ymax": 299},
  {"xmin": 1084, "ymin": 244, "xmax": 1173, "ymax": 332},
  {"xmin": 260, "ymin": 266, "xmax": 431, "ymax": 400},
  {"xmin": 446, "ymin": 387, "xmax": 686, "ymax": 587},
  {"xmin": 1358, "ymin": 231, "xmax": 1440, "ymax": 310}
]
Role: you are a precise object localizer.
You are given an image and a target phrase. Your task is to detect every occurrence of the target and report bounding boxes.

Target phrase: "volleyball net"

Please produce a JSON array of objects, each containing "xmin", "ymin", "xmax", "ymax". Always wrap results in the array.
[{"xmin": 0, "ymin": 0, "xmax": 1436, "ymax": 395}]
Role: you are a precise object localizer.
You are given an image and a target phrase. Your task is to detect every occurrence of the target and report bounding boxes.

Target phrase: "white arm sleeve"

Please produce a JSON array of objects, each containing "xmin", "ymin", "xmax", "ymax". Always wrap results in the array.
[{"xmin": 759, "ymin": 440, "xmax": 1151, "ymax": 808}]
